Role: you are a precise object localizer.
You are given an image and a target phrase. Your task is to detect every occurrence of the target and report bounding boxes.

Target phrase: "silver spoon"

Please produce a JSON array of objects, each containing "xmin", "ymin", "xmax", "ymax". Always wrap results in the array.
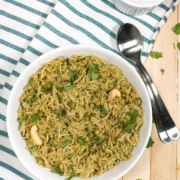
[{"xmin": 117, "ymin": 23, "xmax": 180, "ymax": 144}]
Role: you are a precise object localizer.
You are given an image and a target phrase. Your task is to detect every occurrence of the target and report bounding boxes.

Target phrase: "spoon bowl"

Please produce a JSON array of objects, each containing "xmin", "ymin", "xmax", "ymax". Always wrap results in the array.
[{"xmin": 117, "ymin": 23, "xmax": 143, "ymax": 63}]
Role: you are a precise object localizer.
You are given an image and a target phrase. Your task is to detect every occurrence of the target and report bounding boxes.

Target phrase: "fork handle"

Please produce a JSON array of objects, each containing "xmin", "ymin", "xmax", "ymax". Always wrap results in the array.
[{"xmin": 137, "ymin": 63, "xmax": 180, "ymax": 141}]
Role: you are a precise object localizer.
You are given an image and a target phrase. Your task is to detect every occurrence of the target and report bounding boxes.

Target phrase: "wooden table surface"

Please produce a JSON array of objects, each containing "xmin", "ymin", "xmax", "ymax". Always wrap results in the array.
[{"xmin": 118, "ymin": 5, "xmax": 180, "ymax": 180}]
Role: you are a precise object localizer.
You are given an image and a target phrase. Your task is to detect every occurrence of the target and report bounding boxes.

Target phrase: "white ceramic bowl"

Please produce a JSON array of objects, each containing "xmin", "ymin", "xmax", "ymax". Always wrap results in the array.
[
  {"xmin": 7, "ymin": 45, "xmax": 152, "ymax": 180},
  {"xmin": 112, "ymin": 0, "xmax": 165, "ymax": 15}
]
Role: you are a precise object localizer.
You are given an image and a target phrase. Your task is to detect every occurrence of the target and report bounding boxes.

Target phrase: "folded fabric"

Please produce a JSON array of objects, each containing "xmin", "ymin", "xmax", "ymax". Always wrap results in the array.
[{"xmin": 0, "ymin": 0, "xmax": 179, "ymax": 179}]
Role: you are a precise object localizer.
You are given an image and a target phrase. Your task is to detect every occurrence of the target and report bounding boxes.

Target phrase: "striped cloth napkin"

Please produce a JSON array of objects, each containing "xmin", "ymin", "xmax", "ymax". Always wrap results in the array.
[{"xmin": 0, "ymin": 0, "xmax": 179, "ymax": 179}]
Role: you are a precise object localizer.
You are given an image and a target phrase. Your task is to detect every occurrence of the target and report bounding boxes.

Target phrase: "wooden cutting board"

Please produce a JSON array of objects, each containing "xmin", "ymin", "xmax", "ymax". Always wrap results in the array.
[{"xmin": 118, "ymin": 5, "xmax": 180, "ymax": 180}]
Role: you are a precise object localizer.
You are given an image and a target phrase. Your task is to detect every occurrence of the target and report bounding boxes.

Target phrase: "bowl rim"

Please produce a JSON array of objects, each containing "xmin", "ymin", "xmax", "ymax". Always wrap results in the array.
[
  {"xmin": 7, "ymin": 45, "xmax": 152, "ymax": 180},
  {"xmin": 120, "ymin": 0, "xmax": 165, "ymax": 8}
]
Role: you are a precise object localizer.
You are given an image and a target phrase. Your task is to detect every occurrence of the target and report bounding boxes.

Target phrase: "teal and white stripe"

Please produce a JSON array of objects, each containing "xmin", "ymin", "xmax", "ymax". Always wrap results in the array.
[{"xmin": 0, "ymin": 0, "xmax": 179, "ymax": 179}]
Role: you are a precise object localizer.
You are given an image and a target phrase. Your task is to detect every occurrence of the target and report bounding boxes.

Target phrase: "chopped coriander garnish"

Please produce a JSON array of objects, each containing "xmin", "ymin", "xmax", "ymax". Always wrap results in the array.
[
  {"xmin": 64, "ymin": 84, "xmax": 75, "ymax": 91},
  {"xmin": 93, "ymin": 105, "xmax": 107, "ymax": 115},
  {"xmin": 150, "ymin": 51, "xmax": 163, "ymax": 59},
  {"xmin": 31, "ymin": 113, "xmax": 39, "ymax": 123},
  {"xmin": 59, "ymin": 115, "xmax": 65, "ymax": 120},
  {"xmin": 29, "ymin": 79, "xmax": 34, "ymax": 87},
  {"xmin": 77, "ymin": 137, "xmax": 85, "ymax": 145},
  {"xmin": 54, "ymin": 110, "xmax": 60, "ymax": 114},
  {"xmin": 87, "ymin": 129, "xmax": 91, "ymax": 134},
  {"xmin": 161, "ymin": 69, "xmax": 165, "ymax": 74},
  {"xmin": 51, "ymin": 167, "xmax": 63, "ymax": 176},
  {"xmin": 101, "ymin": 106, "xmax": 107, "ymax": 115},
  {"xmin": 68, "ymin": 71, "xmax": 78, "ymax": 81},
  {"xmin": 18, "ymin": 116, "xmax": 23, "ymax": 123},
  {"xmin": 58, "ymin": 95, "xmax": 63, "ymax": 103},
  {"xmin": 62, "ymin": 136, "xmax": 71, "ymax": 147},
  {"xmin": 83, "ymin": 88, "xmax": 86, "ymax": 90},
  {"xmin": 28, "ymin": 145, "xmax": 37, "ymax": 152},
  {"xmin": 152, "ymin": 119, "xmax": 155, "ymax": 123},
  {"xmin": 27, "ymin": 93, "xmax": 37, "ymax": 105},
  {"xmin": 146, "ymin": 137, "xmax": 154, "ymax": 148},
  {"xmin": 126, "ymin": 112, "xmax": 132, "ymax": 117},
  {"xmin": 172, "ymin": 23, "xmax": 180, "ymax": 35},
  {"xmin": 102, "ymin": 88, "xmax": 106, "ymax": 92},
  {"xmin": 49, "ymin": 142, "xmax": 56, "ymax": 146},
  {"xmin": 99, "ymin": 77, "xmax": 104, "ymax": 79},
  {"xmin": 87, "ymin": 63, "xmax": 99, "ymax": 80},
  {"xmin": 124, "ymin": 109, "xmax": 138, "ymax": 131},
  {"xmin": 65, "ymin": 136, "xmax": 71, "ymax": 141},
  {"xmin": 68, "ymin": 153, "xmax": 73, "ymax": 158},
  {"xmin": 177, "ymin": 42, "xmax": 180, "ymax": 50},
  {"xmin": 93, "ymin": 105, "xmax": 101, "ymax": 110},
  {"xmin": 90, "ymin": 137, "xmax": 101, "ymax": 146},
  {"xmin": 173, "ymin": 43, "xmax": 176, "ymax": 49},
  {"xmin": 113, "ymin": 82, "xmax": 117, "ymax": 86},
  {"xmin": 66, "ymin": 172, "xmax": 76, "ymax": 180},
  {"xmin": 68, "ymin": 166, "xmax": 72, "ymax": 172}
]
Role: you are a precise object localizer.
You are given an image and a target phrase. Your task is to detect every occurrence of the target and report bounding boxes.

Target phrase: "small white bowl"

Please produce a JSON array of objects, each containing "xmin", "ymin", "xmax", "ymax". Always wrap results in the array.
[
  {"xmin": 7, "ymin": 45, "xmax": 152, "ymax": 180},
  {"xmin": 112, "ymin": 0, "xmax": 165, "ymax": 15}
]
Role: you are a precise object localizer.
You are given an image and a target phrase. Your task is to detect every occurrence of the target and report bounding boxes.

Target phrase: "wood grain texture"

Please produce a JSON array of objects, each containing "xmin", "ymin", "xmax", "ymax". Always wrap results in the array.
[{"xmin": 118, "ymin": 5, "xmax": 180, "ymax": 180}]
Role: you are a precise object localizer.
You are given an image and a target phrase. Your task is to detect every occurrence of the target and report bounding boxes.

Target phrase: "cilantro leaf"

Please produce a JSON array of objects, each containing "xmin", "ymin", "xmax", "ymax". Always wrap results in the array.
[
  {"xmin": 177, "ymin": 42, "xmax": 180, "ymax": 50},
  {"xmin": 87, "ymin": 63, "xmax": 99, "ymax": 80},
  {"xmin": 58, "ymin": 95, "xmax": 63, "ymax": 103},
  {"xmin": 55, "ymin": 110, "xmax": 60, "ymax": 114},
  {"xmin": 146, "ymin": 137, "xmax": 154, "ymax": 148},
  {"xmin": 64, "ymin": 84, "xmax": 75, "ymax": 91},
  {"xmin": 93, "ymin": 105, "xmax": 107, "ymax": 115},
  {"xmin": 126, "ymin": 112, "xmax": 132, "ymax": 117},
  {"xmin": 77, "ymin": 137, "xmax": 85, "ymax": 145},
  {"xmin": 62, "ymin": 136, "xmax": 71, "ymax": 147},
  {"xmin": 150, "ymin": 51, "xmax": 163, "ymax": 59},
  {"xmin": 62, "ymin": 140, "xmax": 71, "ymax": 147},
  {"xmin": 65, "ymin": 136, "xmax": 71, "ymax": 141},
  {"xmin": 172, "ymin": 23, "xmax": 180, "ymax": 35},
  {"xmin": 27, "ymin": 93, "xmax": 37, "ymax": 105},
  {"xmin": 59, "ymin": 115, "xmax": 65, "ymax": 120},
  {"xmin": 173, "ymin": 43, "xmax": 176, "ymax": 49},
  {"xmin": 152, "ymin": 119, "xmax": 155, "ymax": 123},
  {"xmin": 93, "ymin": 105, "xmax": 101, "ymax": 110},
  {"xmin": 68, "ymin": 166, "xmax": 72, "ymax": 172},
  {"xmin": 28, "ymin": 145, "xmax": 37, "ymax": 152},
  {"xmin": 29, "ymin": 79, "xmax": 34, "ymax": 87},
  {"xmin": 68, "ymin": 71, "xmax": 78, "ymax": 81},
  {"xmin": 18, "ymin": 116, "xmax": 23, "ymax": 123},
  {"xmin": 51, "ymin": 167, "xmax": 63, "ymax": 176},
  {"xmin": 66, "ymin": 172, "xmax": 76, "ymax": 180},
  {"xmin": 102, "ymin": 88, "xmax": 106, "ymax": 92},
  {"xmin": 31, "ymin": 113, "xmax": 39, "ymax": 123},
  {"xmin": 90, "ymin": 137, "xmax": 101, "ymax": 146},
  {"xmin": 90, "ymin": 73, "xmax": 99, "ymax": 80},
  {"xmin": 87, "ymin": 130, "xmax": 91, "ymax": 134},
  {"xmin": 68, "ymin": 153, "xmax": 73, "ymax": 158},
  {"xmin": 161, "ymin": 69, "xmax": 165, "ymax": 74},
  {"xmin": 124, "ymin": 109, "xmax": 138, "ymax": 131},
  {"xmin": 49, "ymin": 142, "xmax": 56, "ymax": 146},
  {"xmin": 101, "ymin": 106, "xmax": 107, "ymax": 115},
  {"xmin": 113, "ymin": 82, "xmax": 117, "ymax": 87}
]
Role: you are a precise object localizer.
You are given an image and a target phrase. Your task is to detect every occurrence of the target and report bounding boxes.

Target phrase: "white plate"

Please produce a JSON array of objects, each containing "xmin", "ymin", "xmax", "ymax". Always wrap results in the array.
[{"xmin": 7, "ymin": 45, "xmax": 152, "ymax": 180}]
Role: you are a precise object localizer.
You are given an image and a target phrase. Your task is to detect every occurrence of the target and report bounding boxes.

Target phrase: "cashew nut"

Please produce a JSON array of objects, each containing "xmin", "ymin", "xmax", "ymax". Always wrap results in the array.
[
  {"xmin": 108, "ymin": 89, "xmax": 121, "ymax": 102},
  {"xmin": 30, "ymin": 125, "xmax": 43, "ymax": 145}
]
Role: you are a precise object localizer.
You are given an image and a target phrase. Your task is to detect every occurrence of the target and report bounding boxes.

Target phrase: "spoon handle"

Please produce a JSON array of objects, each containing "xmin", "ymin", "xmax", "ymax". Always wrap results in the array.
[
  {"xmin": 136, "ymin": 65, "xmax": 172, "ymax": 144},
  {"xmin": 137, "ymin": 63, "xmax": 180, "ymax": 141}
]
